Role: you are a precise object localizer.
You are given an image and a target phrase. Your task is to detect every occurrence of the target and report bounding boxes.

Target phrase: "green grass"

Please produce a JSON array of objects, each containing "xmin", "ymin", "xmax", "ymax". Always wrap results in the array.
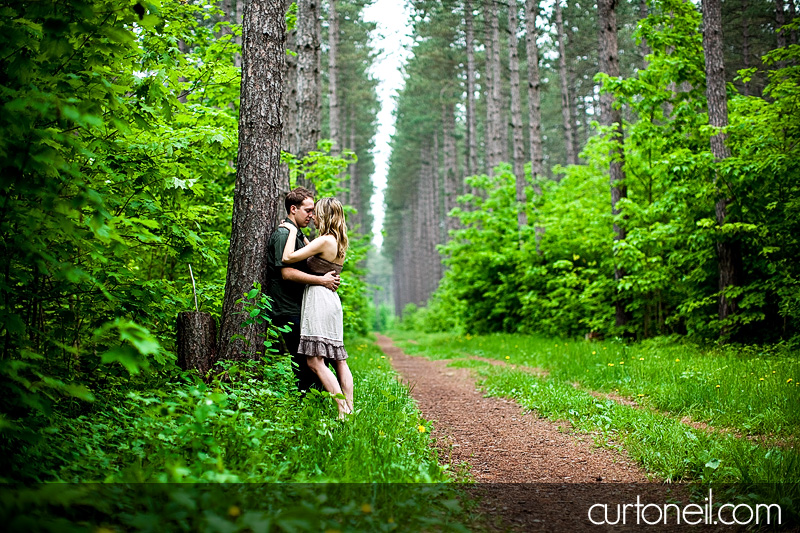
[
  {"xmin": 388, "ymin": 330, "xmax": 800, "ymax": 438},
  {"xmin": 387, "ymin": 330, "xmax": 800, "ymax": 519},
  {"xmin": 2, "ymin": 336, "xmax": 471, "ymax": 532}
]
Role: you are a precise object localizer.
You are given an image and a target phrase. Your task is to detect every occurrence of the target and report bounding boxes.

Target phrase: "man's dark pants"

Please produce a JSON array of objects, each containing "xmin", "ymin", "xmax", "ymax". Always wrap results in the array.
[{"xmin": 273, "ymin": 314, "xmax": 323, "ymax": 393}]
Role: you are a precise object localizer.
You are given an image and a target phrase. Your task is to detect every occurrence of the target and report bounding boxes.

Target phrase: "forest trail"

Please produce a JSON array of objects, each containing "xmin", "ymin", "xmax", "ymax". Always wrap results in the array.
[{"xmin": 375, "ymin": 334, "xmax": 731, "ymax": 531}]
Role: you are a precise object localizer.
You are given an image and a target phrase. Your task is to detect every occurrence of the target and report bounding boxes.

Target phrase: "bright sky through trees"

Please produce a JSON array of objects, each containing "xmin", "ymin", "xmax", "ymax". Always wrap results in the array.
[{"xmin": 364, "ymin": 0, "xmax": 413, "ymax": 249}]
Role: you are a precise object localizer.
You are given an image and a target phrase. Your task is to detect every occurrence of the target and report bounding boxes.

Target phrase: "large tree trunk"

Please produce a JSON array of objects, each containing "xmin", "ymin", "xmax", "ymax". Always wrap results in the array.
[
  {"xmin": 507, "ymin": 1, "xmax": 527, "ymax": 228},
  {"xmin": 703, "ymin": 0, "xmax": 742, "ymax": 327},
  {"xmin": 296, "ymin": 0, "xmax": 321, "ymax": 167},
  {"xmin": 525, "ymin": 0, "xmax": 544, "ymax": 182},
  {"xmin": 328, "ymin": 0, "xmax": 341, "ymax": 152},
  {"xmin": 598, "ymin": 0, "xmax": 629, "ymax": 329},
  {"xmin": 465, "ymin": 0, "xmax": 479, "ymax": 178},
  {"xmin": 217, "ymin": 0, "xmax": 285, "ymax": 363},
  {"xmin": 554, "ymin": 0, "xmax": 577, "ymax": 167}
]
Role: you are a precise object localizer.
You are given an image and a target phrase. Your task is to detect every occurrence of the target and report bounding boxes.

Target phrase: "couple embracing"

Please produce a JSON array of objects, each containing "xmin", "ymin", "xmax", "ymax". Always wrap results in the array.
[{"xmin": 266, "ymin": 187, "xmax": 354, "ymax": 418}]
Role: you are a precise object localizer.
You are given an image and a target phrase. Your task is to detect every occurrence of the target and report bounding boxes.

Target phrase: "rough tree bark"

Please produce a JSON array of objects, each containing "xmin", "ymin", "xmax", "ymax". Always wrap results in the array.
[
  {"xmin": 296, "ymin": 0, "xmax": 321, "ymax": 166},
  {"xmin": 598, "ymin": 0, "xmax": 629, "ymax": 328},
  {"xmin": 703, "ymin": 0, "xmax": 743, "ymax": 327},
  {"xmin": 328, "ymin": 0, "xmax": 340, "ymax": 152},
  {"xmin": 465, "ymin": 0, "xmax": 479, "ymax": 179},
  {"xmin": 507, "ymin": 0, "xmax": 527, "ymax": 228},
  {"xmin": 177, "ymin": 312, "xmax": 216, "ymax": 376},
  {"xmin": 554, "ymin": 0, "xmax": 577, "ymax": 166},
  {"xmin": 217, "ymin": 0, "xmax": 285, "ymax": 362}
]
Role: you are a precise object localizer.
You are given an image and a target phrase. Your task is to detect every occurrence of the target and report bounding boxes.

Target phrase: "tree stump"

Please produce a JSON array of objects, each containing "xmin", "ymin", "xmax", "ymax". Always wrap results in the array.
[{"xmin": 176, "ymin": 312, "xmax": 217, "ymax": 376}]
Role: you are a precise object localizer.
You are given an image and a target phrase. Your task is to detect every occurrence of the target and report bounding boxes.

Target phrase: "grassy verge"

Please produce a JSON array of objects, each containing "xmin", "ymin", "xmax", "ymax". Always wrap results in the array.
[
  {"xmin": 387, "ymin": 330, "xmax": 800, "ymax": 438},
  {"xmin": 2, "ymin": 336, "xmax": 470, "ymax": 532}
]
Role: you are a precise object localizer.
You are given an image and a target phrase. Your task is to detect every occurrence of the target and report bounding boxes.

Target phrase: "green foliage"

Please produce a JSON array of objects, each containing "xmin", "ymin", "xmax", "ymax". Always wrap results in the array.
[
  {"xmin": 406, "ymin": 0, "xmax": 800, "ymax": 344},
  {"xmin": 1, "ymin": 337, "xmax": 469, "ymax": 530},
  {"xmin": 0, "ymin": 0, "xmax": 378, "ymax": 509}
]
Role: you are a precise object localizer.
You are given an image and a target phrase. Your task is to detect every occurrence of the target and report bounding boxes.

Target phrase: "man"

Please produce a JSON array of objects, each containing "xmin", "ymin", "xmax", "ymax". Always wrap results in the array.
[{"xmin": 266, "ymin": 187, "xmax": 340, "ymax": 392}]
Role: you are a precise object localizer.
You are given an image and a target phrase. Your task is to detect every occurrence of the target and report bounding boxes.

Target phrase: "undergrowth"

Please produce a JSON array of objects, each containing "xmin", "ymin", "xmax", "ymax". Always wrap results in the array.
[{"xmin": 1, "ymin": 338, "xmax": 469, "ymax": 532}]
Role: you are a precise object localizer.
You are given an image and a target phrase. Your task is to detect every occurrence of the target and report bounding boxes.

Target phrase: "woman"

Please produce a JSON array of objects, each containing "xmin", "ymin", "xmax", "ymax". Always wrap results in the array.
[{"xmin": 279, "ymin": 197, "xmax": 353, "ymax": 418}]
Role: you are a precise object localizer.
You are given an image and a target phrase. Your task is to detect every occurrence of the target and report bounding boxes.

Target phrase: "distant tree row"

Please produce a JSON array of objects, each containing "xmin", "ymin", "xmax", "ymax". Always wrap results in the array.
[{"xmin": 385, "ymin": 0, "xmax": 800, "ymax": 342}]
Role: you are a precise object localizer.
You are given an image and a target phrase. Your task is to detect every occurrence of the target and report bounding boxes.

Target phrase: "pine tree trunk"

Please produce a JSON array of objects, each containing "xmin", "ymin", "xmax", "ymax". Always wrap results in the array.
[
  {"xmin": 742, "ymin": 0, "xmax": 750, "ymax": 96},
  {"xmin": 777, "ymin": 0, "xmax": 787, "ymax": 53},
  {"xmin": 348, "ymin": 110, "xmax": 359, "ymax": 229},
  {"xmin": 234, "ymin": 0, "xmax": 245, "ymax": 68},
  {"xmin": 485, "ymin": 0, "xmax": 505, "ymax": 173},
  {"xmin": 554, "ymin": 0, "xmax": 577, "ymax": 166},
  {"xmin": 177, "ymin": 312, "xmax": 217, "ymax": 376},
  {"xmin": 465, "ymin": 0, "xmax": 479, "ymax": 178},
  {"xmin": 525, "ymin": 0, "xmax": 544, "ymax": 182},
  {"xmin": 328, "ymin": 0, "xmax": 340, "ymax": 152},
  {"xmin": 703, "ymin": 0, "xmax": 742, "ymax": 327},
  {"xmin": 639, "ymin": 0, "xmax": 649, "ymax": 69},
  {"xmin": 442, "ymin": 102, "xmax": 459, "ymax": 236},
  {"xmin": 431, "ymin": 131, "xmax": 442, "ymax": 283},
  {"xmin": 283, "ymin": 0, "xmax": 298, "ymax": 186},
  {"xmin": 598, "ymin": 0, "xmax": 629, "ymax": 329},
  {"xmin": 217, "ymin": 0, "xmax": 285, "ymax": 363},
  {"xmin": 508, "ymin": 1, "xmax": 527, "ymax": 228},
  {"xmin": 296, "ymin": 0, "xmax": 321, "ymax": 167}
]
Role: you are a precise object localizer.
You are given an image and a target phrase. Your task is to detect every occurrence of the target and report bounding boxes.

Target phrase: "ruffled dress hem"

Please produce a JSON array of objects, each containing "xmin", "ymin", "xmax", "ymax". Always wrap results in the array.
[{"xmin": 298, "ymin": 335, "xmax": 348, "ymax": 360}]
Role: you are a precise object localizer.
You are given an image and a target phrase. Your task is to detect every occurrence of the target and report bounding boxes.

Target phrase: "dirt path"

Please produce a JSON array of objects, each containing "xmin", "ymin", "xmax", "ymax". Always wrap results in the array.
[{"xmin": 376, "ymin": 334, "xmax": 734, "ymax": 531}]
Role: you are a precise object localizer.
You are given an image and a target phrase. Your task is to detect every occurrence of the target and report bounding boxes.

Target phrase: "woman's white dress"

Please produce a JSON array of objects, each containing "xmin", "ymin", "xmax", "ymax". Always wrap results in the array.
[{"xmin": 297, "ymin": 255, "xmax": 348, "ymax": 360}]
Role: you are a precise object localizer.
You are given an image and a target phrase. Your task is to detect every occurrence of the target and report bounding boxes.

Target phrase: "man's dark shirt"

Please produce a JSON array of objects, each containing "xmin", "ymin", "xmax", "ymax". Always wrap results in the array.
[{"xmin": 266, "ymin": 218, "xmax": 308, "ymax": 317}]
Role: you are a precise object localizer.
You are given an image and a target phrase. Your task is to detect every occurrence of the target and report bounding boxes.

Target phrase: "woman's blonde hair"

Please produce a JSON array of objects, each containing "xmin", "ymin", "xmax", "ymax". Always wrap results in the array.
[{"xmin": 314, "ymin": 197, "xmax": 348, "ymax": 259}]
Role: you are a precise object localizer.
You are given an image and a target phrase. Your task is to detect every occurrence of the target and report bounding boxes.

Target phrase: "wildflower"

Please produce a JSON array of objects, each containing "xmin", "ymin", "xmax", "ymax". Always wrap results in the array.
[
  {"xmin": 773, "ymin": 371, "xmax": 776, "ymax": 374},
  {"xmin": 360, "ymin": 504, "xmax": 372, "ymax": 514},
  {"xmin": 788, "ymin": 379, "xmax": 793, "ymax": 383},
  {"xmin": 592, "ymin": 351, "xmax": 597, "ymax": 355},
  {"xmin": 675, "ymin": 359, "xmax": 680, "ymax": 362},
  {"xmin": 228, "ymin": 506, "xmax": 241, "ymax": 517},
  {"xmin": 388, "ymin": 518, "xmax": 395, "ymax": 524},
  {"xmin": 619, "ymin": 361, "xmax": 624, "ymax": 365},
  {"xmin": 608, "ymin": 363, "xmax": 614, "ymax": 367},
  {"xmin": 637, "ymin": 394, "xmax": 645, "ymax": 397},
  {"xmin": 418, "ymin": 425, "xmax": 426, "ymax": 433},
  {"xmin": 760, "ymin": 378, "xmax": 765, "ymax": 381},
  {"xmin": 505, "ymin": 356, "xmax": 510, "ymax": 360},
  {"xmin": 715, "ymin": 385, "xmax": 720, "ymax": 388},
  {"xmin": 381, "ymin": 355, "xmax": 386, "ymax": 359}
]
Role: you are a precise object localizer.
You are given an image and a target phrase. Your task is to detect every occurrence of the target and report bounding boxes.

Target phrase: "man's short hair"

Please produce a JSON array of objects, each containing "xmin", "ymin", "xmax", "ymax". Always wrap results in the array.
[{"xmin": 285, "ymin": 187, "xmax": 314, "ymax": 214}]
